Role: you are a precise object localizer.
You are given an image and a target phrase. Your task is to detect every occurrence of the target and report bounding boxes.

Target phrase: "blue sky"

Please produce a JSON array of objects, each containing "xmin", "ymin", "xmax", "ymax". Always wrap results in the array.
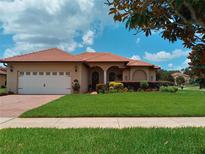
[{"xmin": 0, "ymin": 0, "xmax": 190, "ymax": 70}]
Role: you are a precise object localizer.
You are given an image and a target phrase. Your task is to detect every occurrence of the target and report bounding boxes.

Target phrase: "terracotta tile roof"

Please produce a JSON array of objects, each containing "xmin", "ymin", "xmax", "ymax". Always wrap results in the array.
[
  {"xmin": 127, "ymin": 59, "xmax": 160, "ymax": 68},
  {"xmin": 0, "ymin": 48, "xmax": 158, "ymax": 68},
  {"xmin": 0, "ymin": 67, "xmax": 6, "ymax": 75},
  {"xmin": 76, "ymin": 52, "xmax": 130, "ymax": 62},
  {"xmin": 0, "ymin": 48, "xmax": 80, "ymax": 62},
  {"xmin": 127, "ymin": 59, "xmax": 152, "ymax": 66}
]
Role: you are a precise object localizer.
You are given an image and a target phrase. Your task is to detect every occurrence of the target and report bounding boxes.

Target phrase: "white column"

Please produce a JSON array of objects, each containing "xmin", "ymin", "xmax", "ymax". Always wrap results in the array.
[{"xmin": 104, "ymin": 70, "xmax": 107, "ymax": 84}]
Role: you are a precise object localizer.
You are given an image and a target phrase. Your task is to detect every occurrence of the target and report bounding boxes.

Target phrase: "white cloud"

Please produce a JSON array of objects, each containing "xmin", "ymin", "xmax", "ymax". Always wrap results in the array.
[
  {"xmin": 166, "ymin": 59, "xmax": 191, "ymax": 70},
  {"xmin": 177, "ymin": 58, "xmax": 191, "ymax": 70},
  {"xmin": 168, "ymin": 63, "xmax": 173, "ymax": 69},
  {"xmin": 136, "ymin": 38, "xmax": 140, "ymax": 44},
  {"xmin": 183, "ymin": 59, "xmax": 191, "ymax": 67},
  {"xmin": 130, "ymin": 55, "xmax": 141, "ymax": 60},
  {"xmin": 86, "ymin": 46, "xmax": 96, "ymax": 52},
  {"xmin": 82, "ymin": 30, "xmax": 95, "ymax": 45},
  {"xmin": 144, "ymin": 49, "xmax": 189, "ymax": 62},
  {"xmin": 0, "ymin": 0, "xmax": 112, "ymax": 57}
]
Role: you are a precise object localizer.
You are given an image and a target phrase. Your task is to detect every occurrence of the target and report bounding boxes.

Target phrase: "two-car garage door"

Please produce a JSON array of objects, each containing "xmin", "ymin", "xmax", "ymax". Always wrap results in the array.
[{"xmin": 18, "ymin": 71, "xmax": 71, "ymax": 94}]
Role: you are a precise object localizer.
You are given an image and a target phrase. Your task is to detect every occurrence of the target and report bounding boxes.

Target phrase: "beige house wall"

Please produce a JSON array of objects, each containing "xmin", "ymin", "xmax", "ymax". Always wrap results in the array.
[
  {"xmin": 0, "ymin": 74, "xmax": 6, "ymax": 87},
  {"xmin": 80, "ymin": 64, "xmax": 89, "ymax": 93},
  {"xmin": 6, "ymin": 62, "xmax": 157, "ymax": 94},
  {"xmin": 6, "ymin": 62, "xmax": 82, "ymax": 94},
  {"xmin": 128, "ymin": 67, "xmax": 157, "ymax": 82},
  {"xmin": 123, "ymin": 69, "xmax": 130, "ymax": 81},
  {"xmin": 149, "ymin": 69, "xmax": 156, "ymax": 81}
]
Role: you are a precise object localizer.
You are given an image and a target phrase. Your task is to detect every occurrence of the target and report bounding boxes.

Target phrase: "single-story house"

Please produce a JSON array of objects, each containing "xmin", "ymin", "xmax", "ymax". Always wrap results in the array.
[
  {"xmin": 0, "ymin": 48, "xmax": 159, "ymax": 94},
  {"xmin": 0, "ymin": 67, "xmax": 7, "ymax": 88}
]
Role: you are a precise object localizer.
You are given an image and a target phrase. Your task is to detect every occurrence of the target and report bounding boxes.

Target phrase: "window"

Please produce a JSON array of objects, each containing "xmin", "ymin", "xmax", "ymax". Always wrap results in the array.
[
  {"xmin": 151, "ymin": 76, "xmax": 154, "ymax": 81},
  {"xmin": 26, "ymin": 72, "xmax": 30, "ymax": 75},
  {"xmin": 33, "ymin": 72, "xmax": 37, "ymax": 75},
  {"xmin": 59, "ymin": 72, "xmax": 64, "ymax": 76},
  {"xmin": 66, "ymin": 72, "xmax": 70, "ymax": 76},
  {"xmin": 46, "ymin": 72, "xmax": 51, "ymax": 76},
  {"xmin": 39, "ymin": 72, "xmax": 44, "ymax": 75},
  {"xmin": 19, "ymin": 72, "xmax": 24, "ymax": 76},
  {"xmin": 52, "ymin": 72, "xmax": 57, "ymax": 75}
]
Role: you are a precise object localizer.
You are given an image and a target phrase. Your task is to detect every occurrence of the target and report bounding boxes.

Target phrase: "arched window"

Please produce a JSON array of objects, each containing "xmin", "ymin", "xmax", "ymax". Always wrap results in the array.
[{"xmin": 132, "ymin": 70, "xmax": 147, "ymax": 81}]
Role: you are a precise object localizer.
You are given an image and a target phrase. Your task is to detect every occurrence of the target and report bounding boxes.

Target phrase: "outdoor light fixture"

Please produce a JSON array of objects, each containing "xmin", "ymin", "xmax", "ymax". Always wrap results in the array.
[
  {"xmin": 10, "ymin": 66, "xmax": 13, "ymax": 72},
  {"xmin": 75, "ymin": 66, "xmax": 78, "ymax": 72}
]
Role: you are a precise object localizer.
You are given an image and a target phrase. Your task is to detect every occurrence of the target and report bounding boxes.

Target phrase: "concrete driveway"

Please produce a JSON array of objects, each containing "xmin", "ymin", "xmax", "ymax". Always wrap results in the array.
[{"xmin": 0, "ymin": 95, "xmax": 63, "ymax": 117}]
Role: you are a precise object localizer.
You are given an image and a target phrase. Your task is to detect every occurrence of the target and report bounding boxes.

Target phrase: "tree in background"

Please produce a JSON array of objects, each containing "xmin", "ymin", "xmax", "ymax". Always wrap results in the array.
[
  {"xmin": 107, "ymin": 0, "xmax": 205, "ymax": 88},
  {"xmin": 181, "ymin": 67, "xmax": 194, "ymax": 77},
  {"xmin": 176, "ymin": 76, "xmax": 185, "ymax": 86},
  {"xmin": 156, "ymin": 69, "xmax": 175, "ymax": 82}
]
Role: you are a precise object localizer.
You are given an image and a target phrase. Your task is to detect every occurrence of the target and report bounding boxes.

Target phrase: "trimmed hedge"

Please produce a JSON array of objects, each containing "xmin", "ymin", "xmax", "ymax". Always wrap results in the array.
[
  {"xmin": 122, "ymin": 81, "xmax": 174, "ymax": 91},
  {"xmin": 140, "ymin": 81, "xmax": 149, "ymax": 90},
  {"xmin": 160, "ymin": 86, "xmax": 178, "ymax": 93}
]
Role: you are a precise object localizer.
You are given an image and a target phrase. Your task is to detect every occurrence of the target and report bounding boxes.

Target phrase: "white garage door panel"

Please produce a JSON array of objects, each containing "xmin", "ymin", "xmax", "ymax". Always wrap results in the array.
[{"xmin": 18, "ymin": 72, "xmax": 71, "ymax": 94}]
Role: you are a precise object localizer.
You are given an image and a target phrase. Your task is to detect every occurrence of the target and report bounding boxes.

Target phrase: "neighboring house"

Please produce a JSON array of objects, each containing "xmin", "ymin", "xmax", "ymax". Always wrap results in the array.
[
  {"xmin": 0, "ymin": 48, "xmax": 159, "ymax": 94},
  {"xmin": 0, "ymin": 67, "xmax": 7, "ymax": 87},
  {"xmin": 171, "ymin": 72, "xmax": 190, "ymax": 85}
]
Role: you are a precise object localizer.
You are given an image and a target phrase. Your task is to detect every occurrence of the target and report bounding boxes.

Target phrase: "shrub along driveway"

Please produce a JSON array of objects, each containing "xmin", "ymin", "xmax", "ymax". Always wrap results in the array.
[
  {"xmin": 21, "ymin": 90, "xmax": 205, "ymax": 117},
  {"xmin": 0, "ymin": 95, "xmax": 62, "ymax": 117}
]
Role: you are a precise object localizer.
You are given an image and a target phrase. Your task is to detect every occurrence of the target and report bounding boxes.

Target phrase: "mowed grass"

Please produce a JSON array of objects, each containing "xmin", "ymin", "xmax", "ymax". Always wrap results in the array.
[
  {"xmin": 21, "ymin": 90, "xmax": 205, "ymax": 117},
  {"xmin": 0, "ymin": 88, "xmax": 6, "ymax": 94},
  {"xmin": 1, "ymin": 128, "xmax": 205, "ymax": 154}
]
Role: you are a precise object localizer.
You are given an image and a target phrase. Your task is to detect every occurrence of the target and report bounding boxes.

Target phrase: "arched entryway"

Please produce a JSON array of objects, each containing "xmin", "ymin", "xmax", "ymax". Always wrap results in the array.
[
  {"xmin": 132, "ymin": 70, "xmax": 147, "ymax": 81},
  {"xmin": 92, "ymin": 71, "xmax": 99, "ymax": 89},
  {"xmin": 107, "ymin": 66, "xmax": 123, "ymax": 82},
  {"xmin": 90, "ymin": 66, "xmax": 104, "ymax": 90}
]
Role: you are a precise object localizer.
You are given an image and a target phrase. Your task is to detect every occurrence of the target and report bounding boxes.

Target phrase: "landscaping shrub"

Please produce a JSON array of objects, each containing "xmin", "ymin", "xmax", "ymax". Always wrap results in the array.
[
  {"xmin": 140, "ymin": 81, "xmax": 149, "ymax": 90},
  {"xmin": 109, "ymin": 82, "xmax": 124, "ymax": 90},
  {"xmin": 96, "ymin": 84, "xmax": 107, "ymax": 93},
  {"xmin": 109, "ymin": 89, "xmax": 118, "ymax": 93},
  {"xmin": 123, "ymin": 87, "xmax": 129, "ymax": 92},
  {"xmin": 72, "ymin": 79, "xmax": 80, "ymax": 93},
  {"xmin": 160, "ymin": 86, "xmax": 178, "ymax": 93}
]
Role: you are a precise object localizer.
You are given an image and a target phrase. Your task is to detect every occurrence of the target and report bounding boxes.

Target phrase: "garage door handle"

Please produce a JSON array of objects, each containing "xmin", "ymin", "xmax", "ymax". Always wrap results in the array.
[{"xmin": 18, "ymin": 88, "xmax": 23, "ymax": 89}]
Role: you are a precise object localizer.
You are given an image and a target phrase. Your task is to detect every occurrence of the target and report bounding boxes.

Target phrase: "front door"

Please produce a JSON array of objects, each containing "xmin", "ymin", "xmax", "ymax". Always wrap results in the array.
[{"xmin": 92, "ymin": 71, "xmax": 99, "ymax": 90}]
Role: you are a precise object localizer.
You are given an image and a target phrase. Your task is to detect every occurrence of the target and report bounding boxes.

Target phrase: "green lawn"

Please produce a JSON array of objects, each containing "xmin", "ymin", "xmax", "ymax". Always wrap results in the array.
[
  {"xmin": 0, "ymin": 88, "xmax": 6, "ymax": 94},
  {"xmin": 184, "ymin": 85, "xmax": 205, "ymax": 91},
  {"xmin": 1, "ymin": 128, "xmax": 205, "ymax": 154},
  {"xmin": 21, "ymin": 90, "xmax": 205, "ymax": 117}
]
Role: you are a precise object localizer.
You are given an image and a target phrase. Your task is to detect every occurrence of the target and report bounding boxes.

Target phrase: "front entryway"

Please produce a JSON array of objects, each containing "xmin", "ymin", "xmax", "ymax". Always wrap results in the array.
[
  {"xmin": 92, "ymin": 71, "xmax": 99, "ymax": 90},
  {"xmin": 18, "ymin": 72, "xmax": 71, "ymax": 94}
]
